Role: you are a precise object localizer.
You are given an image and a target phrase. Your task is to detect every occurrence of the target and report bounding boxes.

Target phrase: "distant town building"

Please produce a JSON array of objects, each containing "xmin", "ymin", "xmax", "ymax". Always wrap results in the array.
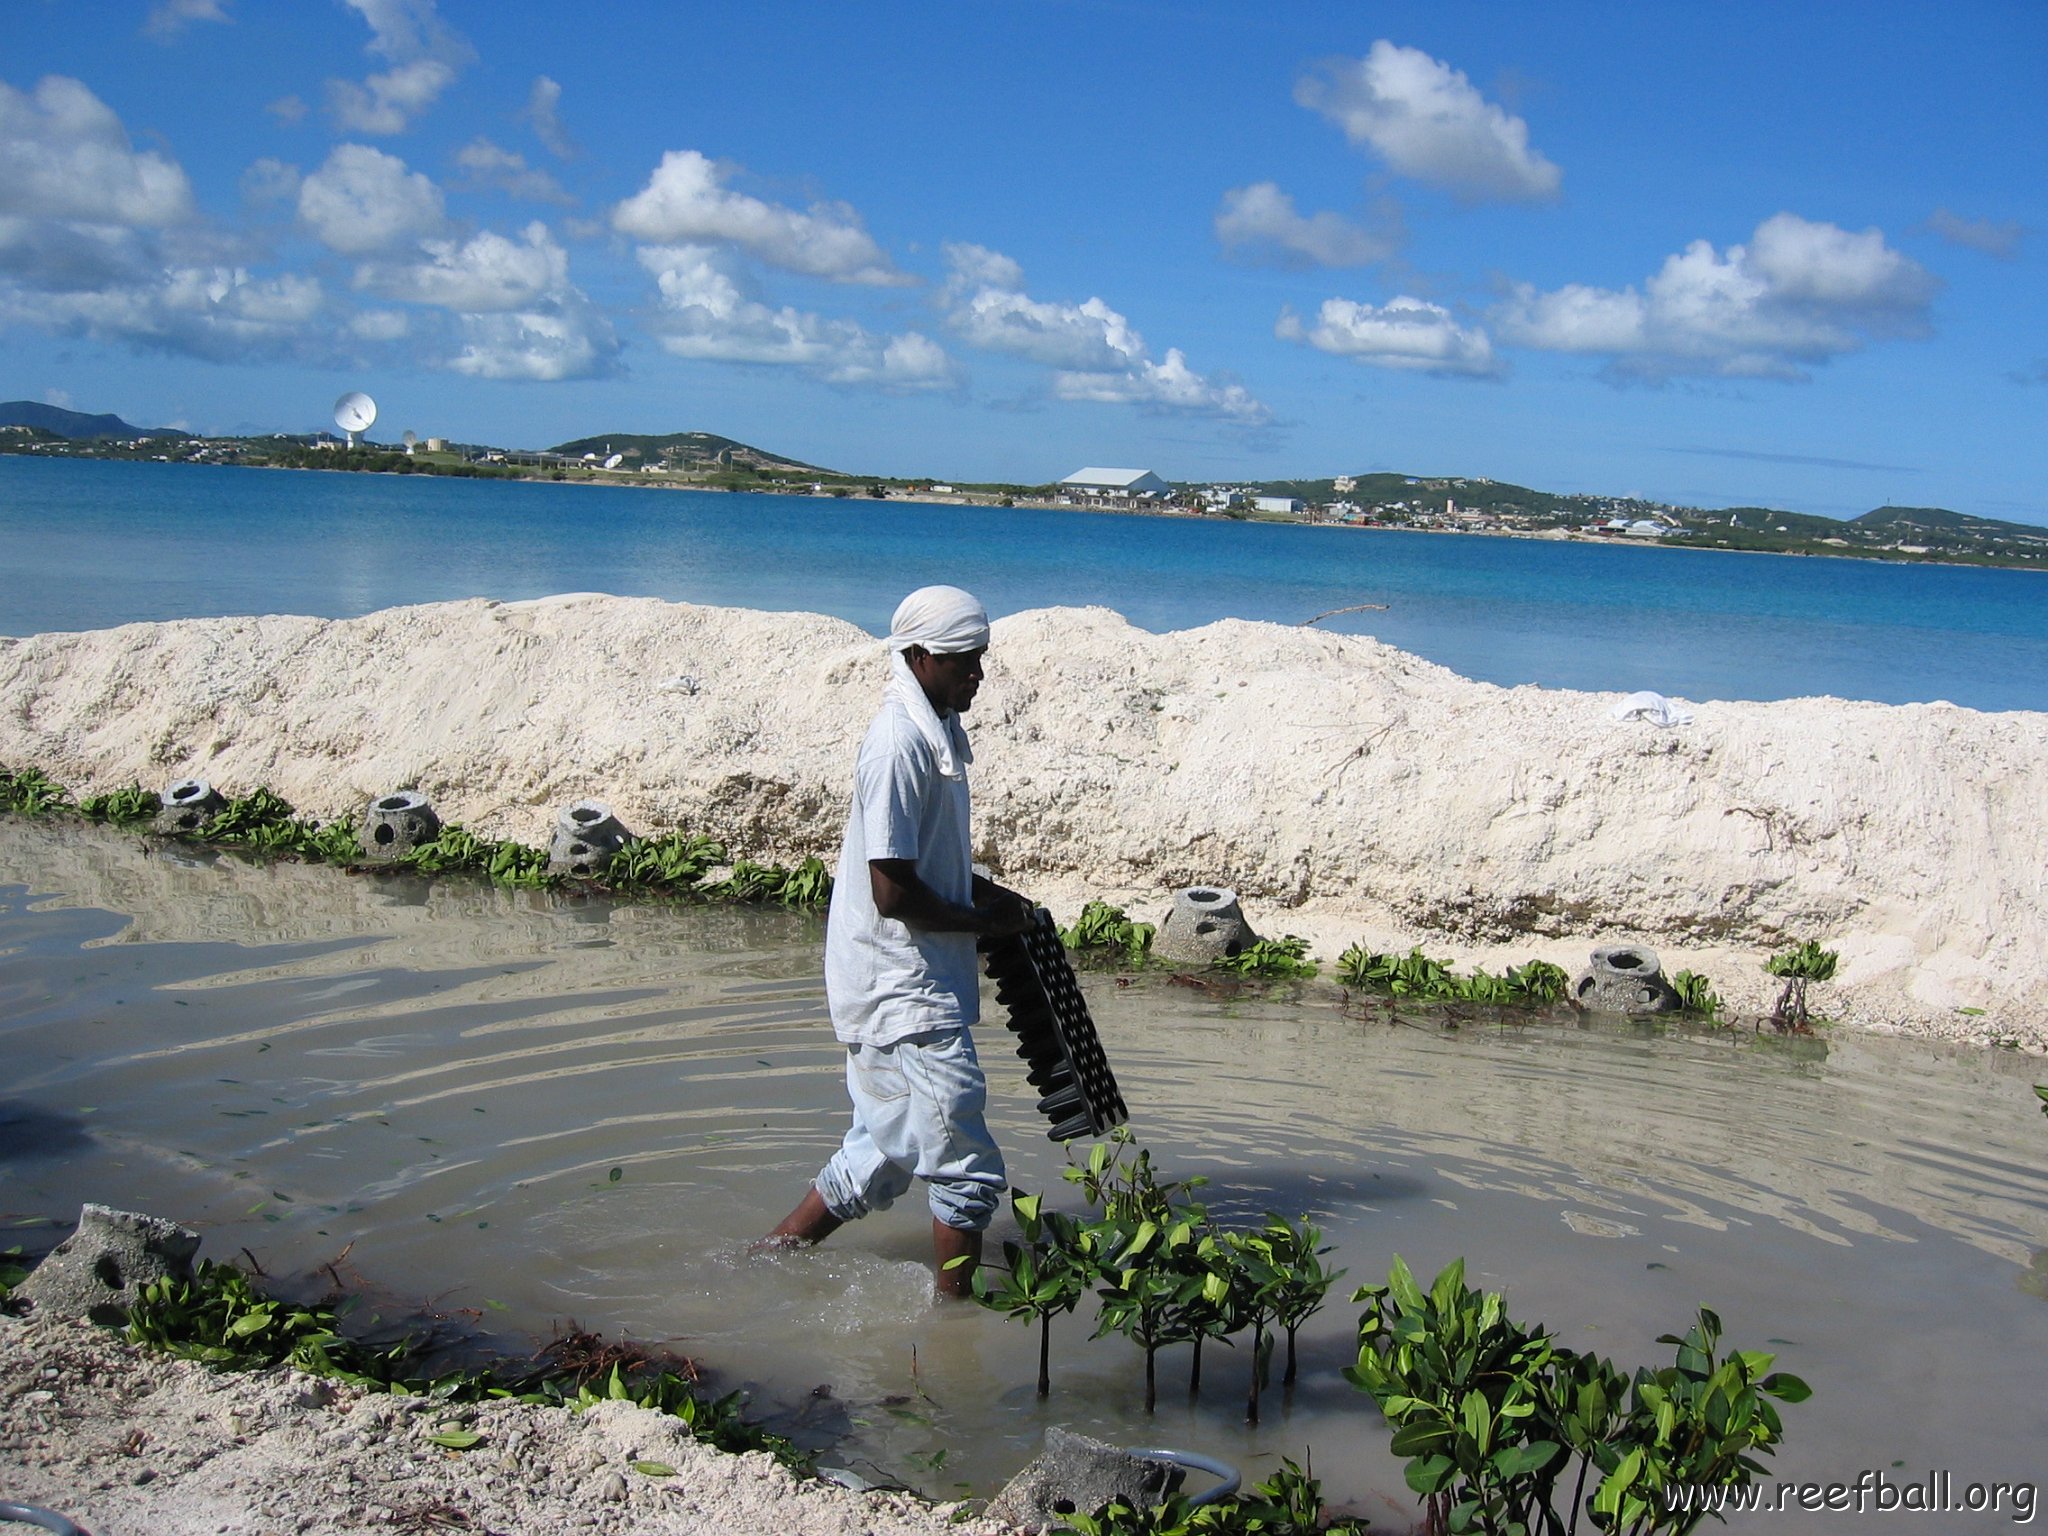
[{"xmin": 1061, "ymin": 467, "xmax": 1170, "ymax": 497}]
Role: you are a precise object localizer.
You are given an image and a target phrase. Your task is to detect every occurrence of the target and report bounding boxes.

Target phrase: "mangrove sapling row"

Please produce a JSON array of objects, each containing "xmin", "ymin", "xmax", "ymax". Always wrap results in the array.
[
  {"xmin": 1213, "ymin": 936, "xmax": 1318, "ymax": 979},
  {"xmin": 0, "ymin": 764, "xmax": 834, "ymax": 908},
  {"xmin": 1336, "ymin": 946, "xmax": 1568, "ymax": 1007},
  {"xmin": 1348, "ymin": 1256, "xmax": 1810, "ymax": 1536},
  {"xmin": 104, "ymin": 1256, "xmax": 809, "ymax": 1466},
  {"xmin": 971, "ymin": 1130, "xmax": 1342, "ymax": 1421}
]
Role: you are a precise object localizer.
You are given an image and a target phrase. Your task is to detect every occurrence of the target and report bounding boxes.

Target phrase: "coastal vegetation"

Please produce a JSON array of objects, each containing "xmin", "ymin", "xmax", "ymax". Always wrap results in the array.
[
  {"xmin": 6, "ymin": 763, "xmax": 1864, "ymax": 1041},
  {"xmin": 1350, "ymin": 1258, "xmax": 1809, "ymax": 1536},
  {"xmin": 1336, "ymin": 945, "xmax": 1570, "ymax": 1008},
  {"xmin": 5, "ymin": 1248, "xmax": 808, "ymax": 1468},
  {"xmin": 2, "ymin": 766, "xmax": 833, "ymax": 908},
  {"xmin": 966, "ymin": 1129, "xmax": 1807, "ymax": 1534}
]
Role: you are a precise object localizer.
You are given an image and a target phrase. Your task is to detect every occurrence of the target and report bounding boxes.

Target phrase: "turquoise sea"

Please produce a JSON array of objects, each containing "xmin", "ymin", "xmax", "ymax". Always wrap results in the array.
[{"xmin": 4, "ymin": 455, "xmax": 2045, "ymax": 710}]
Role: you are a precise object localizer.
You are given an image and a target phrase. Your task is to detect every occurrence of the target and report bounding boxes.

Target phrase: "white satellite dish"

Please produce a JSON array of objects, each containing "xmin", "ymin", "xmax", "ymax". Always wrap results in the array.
[
  {"xmin": 604, "ymin": 453, "xmax": 624, "ymax": 470},
  {"xmin": 402, "ymin": 430, "xmax": 419, "ymax": 456},
  {"xmin": 333, "ymin": 391, "xmax": 377, "ymax": 448}
]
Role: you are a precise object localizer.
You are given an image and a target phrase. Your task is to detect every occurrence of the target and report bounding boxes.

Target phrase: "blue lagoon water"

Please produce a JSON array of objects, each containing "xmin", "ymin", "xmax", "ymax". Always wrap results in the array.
[{"xmin": 4, "ymin": 456, "xmax": 2045, "ymax": 710}]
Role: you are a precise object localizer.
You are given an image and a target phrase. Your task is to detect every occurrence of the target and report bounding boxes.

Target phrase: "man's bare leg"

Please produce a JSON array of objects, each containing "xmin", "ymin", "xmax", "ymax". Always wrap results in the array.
[
  {"xmin": 931, "ymin": 1220, "xmax": 983, "ymax": 1299},
  {"xmin": 758, "ymin": 1187, "xmax": 843, "ymax": 1249}
]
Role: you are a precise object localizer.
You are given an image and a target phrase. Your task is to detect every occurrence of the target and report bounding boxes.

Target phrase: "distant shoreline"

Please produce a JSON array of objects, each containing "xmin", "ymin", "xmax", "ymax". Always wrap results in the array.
[{"xmin": 6, "ymin": 448, "xmax": 2043, "ymax": 576}]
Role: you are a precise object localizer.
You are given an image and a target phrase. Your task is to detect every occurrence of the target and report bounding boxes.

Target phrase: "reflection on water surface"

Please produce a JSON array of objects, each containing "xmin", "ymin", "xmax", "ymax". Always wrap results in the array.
[{"xmin": 2, "ymin": 817, "xmax": 2044, "ymax": 1529}]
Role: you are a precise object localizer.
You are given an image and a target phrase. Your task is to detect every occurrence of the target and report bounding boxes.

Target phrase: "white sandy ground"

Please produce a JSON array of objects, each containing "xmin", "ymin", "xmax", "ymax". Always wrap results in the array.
[
  {"xmin": 0, "ymin": 1313, "xmax": 1004, "ymax": 1536},
  {"xmin": 2, "ymin": 593, "xmax": 2045, "ymax": 1051}
]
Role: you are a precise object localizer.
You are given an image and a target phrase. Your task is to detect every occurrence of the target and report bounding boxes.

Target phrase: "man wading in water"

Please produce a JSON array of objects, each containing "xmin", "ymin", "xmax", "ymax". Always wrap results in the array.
[{"xmin": 762, "ymin": 585, "xmax": 1033, "ymax": 1297}]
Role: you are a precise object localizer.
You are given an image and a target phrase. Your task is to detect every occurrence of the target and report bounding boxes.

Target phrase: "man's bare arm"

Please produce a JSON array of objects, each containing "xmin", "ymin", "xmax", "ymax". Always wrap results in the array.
[{"xmin": 870, "ymin": 859, "xmax": 1033, "ymax": 937}]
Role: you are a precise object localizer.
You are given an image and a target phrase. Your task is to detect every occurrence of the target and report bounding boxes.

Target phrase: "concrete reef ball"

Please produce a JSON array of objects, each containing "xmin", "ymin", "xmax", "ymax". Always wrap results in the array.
[
  {"xmin": 1571, "ymin": 944, "xmax": 1680, "ymax": 1015},
  {"xmin": 547, "ymin": 799, "xmax": 636, "ymax": 878},
  {"xmin": 14, "ymin": 1203, "xmax": 200, "ymax": 1326},
  {"xmin": 987, "ymin": 1427, "xmax": 1185, "ymax": 1529},
  {"xmin": 1154, "ymin": 885, "xmax": 1258, "ymax": 965},
  {"xmin": 153, "ymin": 776, "xmax": 225, "ymax": 834},
  {"xmin": 359, "ymin": 790, "xmax": 441, "ymax": 861}
]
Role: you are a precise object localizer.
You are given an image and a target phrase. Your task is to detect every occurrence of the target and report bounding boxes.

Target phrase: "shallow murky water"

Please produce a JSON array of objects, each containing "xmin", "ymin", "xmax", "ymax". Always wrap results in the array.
[{"xmin": 3, "ymin": 817, "xmax": 2046, "ymax": 1530}]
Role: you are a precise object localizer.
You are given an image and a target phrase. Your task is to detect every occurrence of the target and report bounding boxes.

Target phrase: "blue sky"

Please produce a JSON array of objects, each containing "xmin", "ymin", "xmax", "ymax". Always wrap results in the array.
[{"xmin": 5, "ymin": 1, "xmax": 2044, "ymax": 521}]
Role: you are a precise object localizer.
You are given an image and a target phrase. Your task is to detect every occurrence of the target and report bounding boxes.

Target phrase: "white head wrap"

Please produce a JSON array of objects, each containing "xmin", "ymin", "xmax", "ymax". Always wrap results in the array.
[
  {"xmin": 884, "ymin": 585, "xmax": 988, "ymax": 779},
  {"xmin": 887, "ymin": 585, "xmax": 990, "ymax": 655}
]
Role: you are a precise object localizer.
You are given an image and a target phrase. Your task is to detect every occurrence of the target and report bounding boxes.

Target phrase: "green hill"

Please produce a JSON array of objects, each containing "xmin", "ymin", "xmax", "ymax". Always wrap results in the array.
[
  {"xmin": 545, "ymin": 430, "xmax": 832, "ymax": 474},
  {"xmin": 1851, "ymin": 505, "xmax": 2048, "ymax": 547},
  {"xmin": 0, "ymin": 400, "xmax": 181, "ymax": 440}
]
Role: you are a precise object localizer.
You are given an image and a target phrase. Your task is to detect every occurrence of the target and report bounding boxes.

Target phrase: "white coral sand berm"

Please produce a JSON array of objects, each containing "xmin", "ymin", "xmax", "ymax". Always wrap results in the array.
[{"xmin": 1, "ymin": 594, "xmax": 2041, "ymax": 1047}]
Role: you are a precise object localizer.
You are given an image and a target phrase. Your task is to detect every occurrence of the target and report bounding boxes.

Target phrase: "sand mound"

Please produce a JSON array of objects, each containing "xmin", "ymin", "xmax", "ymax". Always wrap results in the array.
[{"xmin": 3, "ymin": 594, "xmax": 2043, "ymax": 1046}]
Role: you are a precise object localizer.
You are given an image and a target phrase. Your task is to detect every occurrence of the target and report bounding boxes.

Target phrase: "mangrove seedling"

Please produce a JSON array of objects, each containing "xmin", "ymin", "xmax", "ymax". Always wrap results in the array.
[
  {"xmin": 606, "ymin": 830, "xmax": 726, "ymax": 890},
  {"xmin": 1221, "ymin": 1226, "xmax": 1294, "ymax": 1424},
  {"xmin": 1062, "ymin": 1126, "xmax": 1207, "ymax": 1227},
  {"xmin": 0, "ymin": 766, "xmax": 72, "ymax": 816},
  {"xmin": 1338, "ymin": 946, "xmax": 1571, "ymax": 1008},
  {"xmin": 1092, "ymin": 1209, "xmax": 1210, "ymax": 1413},
  {"xmin": 1254, "ymin": 1214, "xmax": 1344, "ymax": 1385},
  {"xmin": 970, "ymin": 1191, "xmax": 1097, "ymax": 1396},
  {"xmin": 1764, "ymin": 941, "xmax": 1838, "ymax": 1030},
  {"xmin": 1214, "ymin": 936, "xmax": 1318, "ymax": 979},
  {"xmin": 77, "ymin": 784, "xmax": 161, "ymax": 824},
  {"xmin": 1669, "ymin": 969, "xmax": 1723, "ymax": 1020},
  {"xmin": 1061, "ymin": 900, "xmax": 1157, "ymax": 965},
  {"xmin": 1349, "ymin": 1256, "xmax": 1809, "ymax": 1536}
]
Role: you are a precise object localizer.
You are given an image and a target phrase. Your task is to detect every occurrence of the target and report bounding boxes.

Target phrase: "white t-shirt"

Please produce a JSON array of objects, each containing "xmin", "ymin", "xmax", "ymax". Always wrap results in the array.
[{"xmin": 823, "ymin": 692, "xmax": 980, "ymax": 1046}]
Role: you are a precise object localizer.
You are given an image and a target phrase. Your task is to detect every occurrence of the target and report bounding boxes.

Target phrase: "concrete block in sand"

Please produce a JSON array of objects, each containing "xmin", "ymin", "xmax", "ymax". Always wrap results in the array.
[
  {"xmin": 547, "ymin": 798, "xmax": 635, "ymax": 878},
  {"xmin": 153, "ymin": 776, "xmax": 225, "ymax": 834},
  {"xmin": 1571, "ymin": 945, "xmax": 1680, "ymax": 1015},
  {"xmin": 986, "ymin": 1426, "xmax": 1183, "ymax": 1529},
  {"xmin": 1154, "ymin": 885, "xmax": 1257, "ymax": 965},
  {"xmin": 15, "ymin": 1203, "xmax": 200, "ymax": 1325},
  {"xmin": 359, "ymin": 790, "xmax": 441, "ymax": 861}
]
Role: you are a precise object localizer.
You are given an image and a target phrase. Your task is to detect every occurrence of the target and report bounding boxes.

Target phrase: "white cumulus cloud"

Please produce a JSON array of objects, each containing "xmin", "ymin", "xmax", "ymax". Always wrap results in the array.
[
  {"xmin": 298, "ymin": 144, "xmax": 446, "ymax": 255},
  {"xmin": 1296, "ymin": 41, "xmax": 1561, "ymax": 202},
  {"xmin": 635, "ymin": 243, "xmax": 954, "ymax": 389},
  {"xmin": 356, "ymin": 221, "xmax": 569, "ymax": 311},
  {"xmin": 454, "ymin": 139, "xmax": 573, "ymax": 205},
  {"xmin": 613, "ymin": 150, "xmax": 905, "ymax": 285},
  {"xmin": 349, "ymin": 307, "xmax": 409, "ymax": 341},
  {"xmin": 1277, "ymin": 295, "xmax": 1500, "ymax": 377},
  {"xmin": 940, "ymin": 243, "xmax": 1270, "ymax": 423},
  {"xmin": 1214, "ymin": 182, "xmax": 1399, "ymax": 268},
  {"xmin": 446, "ymin": 292, "xmax": 618, "ymax": 382},
  {"xmin": 328, "ymin": 0, "xmax": 471, "ymax": 135},
  {"xmin": 1498, "ymin": 212, "xmax": 1938, "ymax": 380},
  {"xmin": 0, "ymin": 262, "xmax": 326, "ymax": 362},
  {"xmin": 0, "ymin": 76, "xmax": 195, "ymax": 226}
]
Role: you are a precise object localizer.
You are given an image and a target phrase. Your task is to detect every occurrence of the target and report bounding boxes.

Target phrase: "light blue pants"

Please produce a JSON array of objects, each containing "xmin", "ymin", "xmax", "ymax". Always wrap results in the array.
[{"xmin": 814, "ymin": 1028, "xmax": 1007, "ymax": 1231}]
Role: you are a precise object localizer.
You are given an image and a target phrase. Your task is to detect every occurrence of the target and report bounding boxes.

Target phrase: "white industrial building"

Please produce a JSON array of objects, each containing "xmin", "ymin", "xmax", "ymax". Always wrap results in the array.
[{"xmin": 1060, "ymin": 467, "xmax": 1171, "ymax": 497}]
